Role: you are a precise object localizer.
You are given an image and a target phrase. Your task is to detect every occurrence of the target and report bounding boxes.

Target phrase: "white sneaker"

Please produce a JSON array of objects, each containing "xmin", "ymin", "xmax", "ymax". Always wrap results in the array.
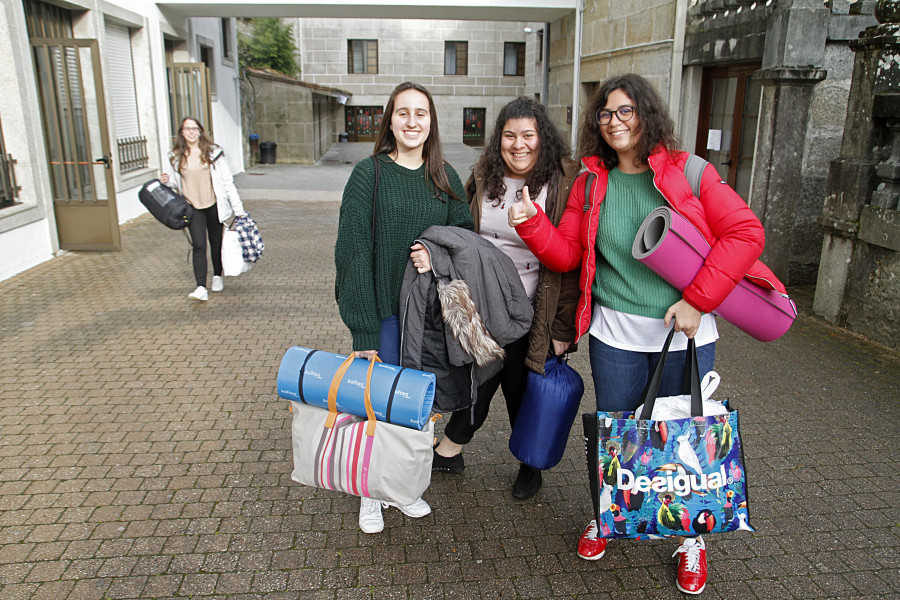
[
  {"xmin": 188, "ymin": 286, "xmax": 208, "ymax": 301},
  {"xmin": 382, "ymin": 497, "xmax": 432, "ymax": 518},
  {"xmin": 211, "ymin": 276, "xmax": 224, "ymax": 292},
  {"xmin": 359, "ymin": 497, "xmax": 384, "ymax": 533}
]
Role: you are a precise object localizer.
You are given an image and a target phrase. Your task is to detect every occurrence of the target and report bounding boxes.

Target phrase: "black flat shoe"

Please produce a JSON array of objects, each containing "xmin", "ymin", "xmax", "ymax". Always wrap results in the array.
[
  {"xmin": 432, "ymin": 447, "xmax": 465, "ymax": 474},
  {"xmin": 512, "ymin": 463, "xmax": 542, "ymax": 500}
]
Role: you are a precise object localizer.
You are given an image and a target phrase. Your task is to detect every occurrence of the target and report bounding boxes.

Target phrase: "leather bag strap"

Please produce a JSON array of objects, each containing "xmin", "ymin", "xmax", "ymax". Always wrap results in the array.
[{"xmin": 325, "ymin": 354, "xmax": 381, "ymax": 435}]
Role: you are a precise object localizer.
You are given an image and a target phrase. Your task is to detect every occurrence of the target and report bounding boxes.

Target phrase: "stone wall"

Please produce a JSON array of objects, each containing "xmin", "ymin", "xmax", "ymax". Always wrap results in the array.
[
  {"xmin": 544, "ymin": 0, "xmax": 679, "ymax": 149},
  {"xmin": 814, "ymin": 1, "xmax": 900, "ymax": 350},
  {"xmin": 243, "ymin": 69, "xmax": 346, "ymax": 164}
]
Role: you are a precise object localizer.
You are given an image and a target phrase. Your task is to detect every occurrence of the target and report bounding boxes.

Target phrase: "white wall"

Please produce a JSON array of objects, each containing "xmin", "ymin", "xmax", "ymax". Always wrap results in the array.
[
  {"xmin": 0, "ymin": 1, "xmax": 59, "ymax": 280},
  {"xmin": 0, "ymin": 221, "xmax": 55, "ymax": 281},
  {"xmin": 0, "ymin": 0, "xmax": 244, "ymax": 283}
]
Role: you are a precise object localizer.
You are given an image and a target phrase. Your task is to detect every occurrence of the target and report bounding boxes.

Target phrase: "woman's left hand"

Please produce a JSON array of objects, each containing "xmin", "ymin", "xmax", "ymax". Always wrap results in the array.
[
  {"xmin": 410, "ymin": 243, "xmax": 431, "ymax": 274},
  {"xmin": 508, "ymin": 186, "xmax": 537, "ymax": 227},
  {"xmin": 551, "ymin": 339, "xmax": 571, "ymax": 356},
  {"xmin": 664, "ymin": 299, "xmax": 702, "ymax": 339}
]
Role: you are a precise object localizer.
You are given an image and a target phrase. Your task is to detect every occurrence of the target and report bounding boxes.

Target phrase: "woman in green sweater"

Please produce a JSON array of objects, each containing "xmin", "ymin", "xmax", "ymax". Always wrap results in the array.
[{"xmin": 334, "ymin": 82, "xmax": 473, "ymax": 534}]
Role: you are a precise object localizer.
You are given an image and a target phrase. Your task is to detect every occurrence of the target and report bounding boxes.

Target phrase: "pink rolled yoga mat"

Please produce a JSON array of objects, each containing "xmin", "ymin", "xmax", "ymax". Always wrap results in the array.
[{"xmin": 632, "ymin": 207, "xmax": 797, "ymax": 342}]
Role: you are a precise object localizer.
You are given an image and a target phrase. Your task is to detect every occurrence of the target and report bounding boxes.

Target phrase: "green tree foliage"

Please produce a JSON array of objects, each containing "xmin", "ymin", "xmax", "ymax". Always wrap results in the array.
[{"xmin": 238, "ymin": 18, "xmax": 299, "ymax": 76}]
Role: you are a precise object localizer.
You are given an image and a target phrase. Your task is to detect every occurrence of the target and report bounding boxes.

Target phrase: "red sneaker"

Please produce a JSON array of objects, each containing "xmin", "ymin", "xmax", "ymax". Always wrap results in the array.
[
  {"xmin": 673, "ymin": 536, "xmax": 707, "ymax": 594},
  {"xmin": 576, "ymin": 519, "xmax": 608, "ymax": 560}
]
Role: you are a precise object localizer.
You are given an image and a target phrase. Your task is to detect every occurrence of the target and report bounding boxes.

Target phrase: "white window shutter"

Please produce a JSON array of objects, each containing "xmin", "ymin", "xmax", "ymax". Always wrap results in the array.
[{"xmin": 105, "ymin": 22, "xmax": 140, "ymax": 139}]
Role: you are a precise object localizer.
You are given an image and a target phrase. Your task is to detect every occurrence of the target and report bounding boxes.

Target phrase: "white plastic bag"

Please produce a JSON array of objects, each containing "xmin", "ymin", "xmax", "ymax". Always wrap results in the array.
[
  {"xmin": 634, "ymin": 371, "xmax": 728, "ymax": 420},
  {"xmin": 222, "ymin": 228, "xmax": 252, "ymax": 276}
]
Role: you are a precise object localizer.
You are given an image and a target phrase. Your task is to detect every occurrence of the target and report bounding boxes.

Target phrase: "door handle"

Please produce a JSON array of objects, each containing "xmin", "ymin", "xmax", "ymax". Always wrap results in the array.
[
  {"xmin": 722, "ymin": 160, "xmax": 733, "ymax": 167},
  {"xmin": 94, "ymin": 156, "xmax": 112, "ymax": 169}
]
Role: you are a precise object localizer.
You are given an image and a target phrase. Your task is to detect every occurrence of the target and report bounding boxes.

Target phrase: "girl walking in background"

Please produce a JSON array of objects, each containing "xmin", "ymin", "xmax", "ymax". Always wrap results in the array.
[{"xmin": 160, "ymin": 116, "xmax": 245, "ymax": 301}]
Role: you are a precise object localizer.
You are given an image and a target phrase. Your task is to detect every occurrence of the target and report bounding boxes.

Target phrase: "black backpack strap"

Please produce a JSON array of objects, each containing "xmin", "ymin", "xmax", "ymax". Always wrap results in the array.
[
  {"xmin": 582, "ymin": 172, "xmax": 596, "ymax": 212},
  {"xmin": 683, "ymin": 154, "xmax": 709, "ymax": 198}
]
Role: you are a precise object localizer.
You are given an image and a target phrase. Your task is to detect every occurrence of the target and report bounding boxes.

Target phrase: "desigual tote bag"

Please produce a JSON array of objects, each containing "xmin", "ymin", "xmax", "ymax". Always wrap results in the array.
[{"xmin": 583, "ymin": 329, "xmax": 753, "ymax": 539}]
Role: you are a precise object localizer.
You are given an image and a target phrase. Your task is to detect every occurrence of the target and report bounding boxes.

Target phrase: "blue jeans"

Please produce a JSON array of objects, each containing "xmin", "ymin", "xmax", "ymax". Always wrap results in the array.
[
  {"xmin": 377, "ymin": 315, "xmax": 400, "ymax": 365},
  {"xmin": 588, "ymin": 335, "xmax": 716, "ymax": 412}
]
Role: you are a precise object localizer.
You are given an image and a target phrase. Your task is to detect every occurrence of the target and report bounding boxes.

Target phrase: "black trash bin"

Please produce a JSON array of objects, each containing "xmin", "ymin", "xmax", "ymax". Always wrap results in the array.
[
  {"xmin": 259, "ymin": 141, "xmax": 277, "ymax": 164},
  {"xmin": 338, "ymin": 133, "xmax": 349, "ymax": 143}
]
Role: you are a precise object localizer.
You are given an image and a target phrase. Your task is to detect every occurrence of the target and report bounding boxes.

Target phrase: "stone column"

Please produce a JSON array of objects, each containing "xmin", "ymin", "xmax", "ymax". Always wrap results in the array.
[
  {"xmin": 749, "ymin": 0, "xmax": 830, "ymax": 284},
  {"xmin": 750, "ymin": 68, "xmax": 826, "ymax": 282},
  {"xmin": 813, "ymin": 0, "xmax": 900, "ymax": 344}
]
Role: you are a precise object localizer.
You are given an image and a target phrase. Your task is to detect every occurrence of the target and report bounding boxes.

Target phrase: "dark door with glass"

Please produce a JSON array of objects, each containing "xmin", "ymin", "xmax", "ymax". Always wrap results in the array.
[
  {"xmin": 463, "ymin": 108, "xmax": 485, "ymax": 147},
  {"xmin": 695, "ymin": 63, "xmax": 761, "ymax": 200},
  {"xmin": 345, "ymin": 106, "xmax": 383, "ymax": 142}
]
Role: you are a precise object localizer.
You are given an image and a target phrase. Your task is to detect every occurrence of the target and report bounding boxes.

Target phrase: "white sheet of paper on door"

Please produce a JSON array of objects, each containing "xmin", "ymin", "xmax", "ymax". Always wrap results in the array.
[{"xmin": 707, "ymin": 129, "xmax": 722, "ymax": 151}]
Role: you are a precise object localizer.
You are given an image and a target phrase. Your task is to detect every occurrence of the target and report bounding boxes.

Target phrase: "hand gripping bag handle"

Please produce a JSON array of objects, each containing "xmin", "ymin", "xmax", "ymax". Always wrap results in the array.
[
  {"xmin": 636, "ymin": 328, "xmax": 702, "ymax": 420},
  {"xmin": 326, "ymin": 354, "xmax": 380, "ymax": 435}
]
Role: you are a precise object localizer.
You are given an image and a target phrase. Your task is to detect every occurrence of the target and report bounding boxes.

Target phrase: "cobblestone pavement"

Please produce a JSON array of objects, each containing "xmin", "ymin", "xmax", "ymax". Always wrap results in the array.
[{"xmin": 1, "ymin": 144, "xmax": 898, "ymax": 599}]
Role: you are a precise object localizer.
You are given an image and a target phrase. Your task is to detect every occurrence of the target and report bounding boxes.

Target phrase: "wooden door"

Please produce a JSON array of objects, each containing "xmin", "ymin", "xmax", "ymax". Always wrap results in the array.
[{"xmin": 695, "ymin": 64, "xmax": 761, "ymax": 199}]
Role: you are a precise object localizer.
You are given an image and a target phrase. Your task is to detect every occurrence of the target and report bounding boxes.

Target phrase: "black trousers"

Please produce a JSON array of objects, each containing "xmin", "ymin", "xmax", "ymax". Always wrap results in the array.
[
  {"xmin": 443, "ymin": 334, "xmax": 530, "ymax": 446},
  {"xmin": 188, "ymin": 204, "xmax": 223, "ymax": 287}
]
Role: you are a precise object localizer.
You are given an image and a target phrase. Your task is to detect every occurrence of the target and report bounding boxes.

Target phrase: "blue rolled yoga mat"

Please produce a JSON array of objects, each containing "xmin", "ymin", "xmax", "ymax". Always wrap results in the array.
[{"xmin": 276, "ymin": 347, "xmax": 436, "ymax": 430}]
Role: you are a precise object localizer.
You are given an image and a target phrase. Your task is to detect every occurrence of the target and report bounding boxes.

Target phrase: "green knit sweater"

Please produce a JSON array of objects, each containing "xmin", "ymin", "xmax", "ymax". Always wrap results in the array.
[
  {"xmin": 335, "ymin": 154, "xmax": 473, "ymax": 350},
  {"xmin": 592, "ymin": 168, "xmax": 681, "ymax": 318}
]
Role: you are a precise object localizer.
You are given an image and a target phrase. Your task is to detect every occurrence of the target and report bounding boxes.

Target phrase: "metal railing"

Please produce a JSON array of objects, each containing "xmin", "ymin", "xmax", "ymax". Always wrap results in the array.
[
  {"xmin": 117, "ymin": 135, "xmax": 148, "ymax": 174},
  {"xmin": 0, "ymin": 117, "xmax": 20, "ymax": 207}
]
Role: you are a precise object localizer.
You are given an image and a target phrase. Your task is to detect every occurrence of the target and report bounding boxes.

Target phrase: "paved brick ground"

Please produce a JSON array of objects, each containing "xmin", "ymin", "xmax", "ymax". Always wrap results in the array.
[{"xmin": 1, "ymin": 143, "xmax": 898, "ymax": 599}]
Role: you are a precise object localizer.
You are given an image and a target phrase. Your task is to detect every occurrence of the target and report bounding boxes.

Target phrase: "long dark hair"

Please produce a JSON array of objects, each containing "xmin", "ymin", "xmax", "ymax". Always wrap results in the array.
[
  {"xmin": 373, "ymin": 82, "xmax": 457, "ymax": 200},
  {"xmin": 576, "ymin": 74, "xmax": 680, "ymax": 169},
  {"xmin": 476, "ymin": 97, "xmax": 571, "ymax": 204},
  {"xmin": 170, "ymin": 116, "xmax": 219, "ymax": 172}
]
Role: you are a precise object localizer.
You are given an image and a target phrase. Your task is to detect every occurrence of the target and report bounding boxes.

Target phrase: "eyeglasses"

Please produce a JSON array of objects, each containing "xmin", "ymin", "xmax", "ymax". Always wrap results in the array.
[
  {"xmin": 596, "ymin": 105, "xmax": 635, "ymax": 125},
  {"xmin": 182, "ymin": 127, "xmax": 201, "ymax": 133}
]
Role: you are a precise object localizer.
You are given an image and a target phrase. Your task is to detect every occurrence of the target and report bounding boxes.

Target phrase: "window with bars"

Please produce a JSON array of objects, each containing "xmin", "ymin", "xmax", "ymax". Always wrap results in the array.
[
  {"xmin": 348, "ymin": 40, "xmax": 378, "ymax": 74},
  {"xmin": 0, "ymin": 117, "xmax": 20, "ymax": 208},
  {"xmin": 117, "ymin": 136, "xmax": 148, "ymax": 174},
  {"xmin": 445, "ymin": 41, "xmax": 468, "ymax": 76},
  {"xmin": 503, "ymin": 42, "xmax": 526, "ymax": 76}
]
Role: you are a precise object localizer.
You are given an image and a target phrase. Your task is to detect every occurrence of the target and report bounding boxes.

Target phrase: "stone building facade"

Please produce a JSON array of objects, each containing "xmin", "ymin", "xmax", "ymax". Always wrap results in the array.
[
  {"xmin": 543, "ymin": 0, "xmax": 876, "ymax": 288},
  {"xmin": 814, "ymin": 2, "xmax": 900, "ymax": 350},
  {"xmin": 291, "ymin": 18, "xmax": 544, "ymax": 149}
]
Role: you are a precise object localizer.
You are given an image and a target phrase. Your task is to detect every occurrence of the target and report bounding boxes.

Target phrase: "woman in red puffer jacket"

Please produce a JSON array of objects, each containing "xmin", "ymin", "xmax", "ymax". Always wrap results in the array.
[{"xmin": 509, "ymin": 73, "xmax": 779, "ymax": 595}]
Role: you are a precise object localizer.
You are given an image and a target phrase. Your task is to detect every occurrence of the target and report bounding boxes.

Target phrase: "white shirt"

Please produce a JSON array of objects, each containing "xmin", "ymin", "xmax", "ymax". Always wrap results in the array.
[
  {"xmin": 479, "ymin": 178, "xmax": 548, "ymax": 301},
  {"xmin": 589, "ymin": 304, "xmax": 719, "ymax": 352}
]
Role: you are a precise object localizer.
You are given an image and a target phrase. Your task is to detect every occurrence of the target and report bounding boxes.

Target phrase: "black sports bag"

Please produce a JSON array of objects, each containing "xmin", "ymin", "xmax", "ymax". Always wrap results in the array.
[{"xmin": 138, "ymin": 179, "xmax": 194, "ymax": 230}]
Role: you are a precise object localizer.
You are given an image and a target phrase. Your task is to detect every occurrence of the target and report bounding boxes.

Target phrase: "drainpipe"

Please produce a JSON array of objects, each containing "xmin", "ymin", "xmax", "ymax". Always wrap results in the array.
[
  {"xmin": 541, "ymin": 22, "xmax": 550, "ymax": 106},
  {"xmin": 668, "ymin": 0, "xmax": 688, "ymax": 123},
  {"xmin": 571, "ymin": 0, "xmax": 584, "ymax": 150}
]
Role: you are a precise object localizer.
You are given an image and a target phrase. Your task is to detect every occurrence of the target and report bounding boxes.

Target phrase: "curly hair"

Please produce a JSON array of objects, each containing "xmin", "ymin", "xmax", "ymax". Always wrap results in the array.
[
  {"xmin": 576, "ymin": 74, "xmax": 680, "ymax": 170},
  {"xmin": 372, "ymin": 82, "xmax": 457, "ymax": 201},
  {"xmin": 476, "ymin": 97, "xmax": 571, "ymax": 204},
  {"xmin": 170, "ymin": 116, "xmax": 219, "ymax": 171}
]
